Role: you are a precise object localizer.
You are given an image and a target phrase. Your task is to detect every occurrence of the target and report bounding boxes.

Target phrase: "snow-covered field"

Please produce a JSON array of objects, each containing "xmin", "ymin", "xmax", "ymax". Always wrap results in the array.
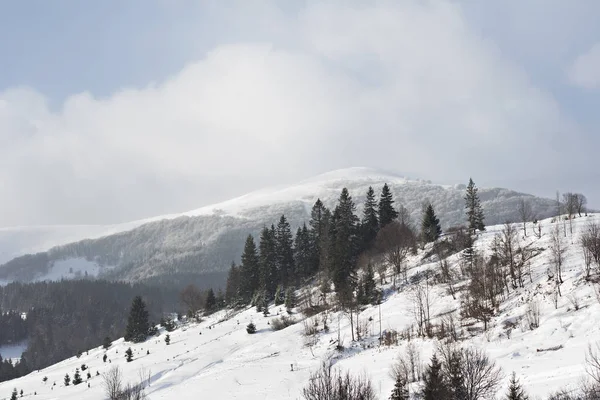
[{"xmin": 1, "ymin": 215, "xmax": 599, "ymax": 399}]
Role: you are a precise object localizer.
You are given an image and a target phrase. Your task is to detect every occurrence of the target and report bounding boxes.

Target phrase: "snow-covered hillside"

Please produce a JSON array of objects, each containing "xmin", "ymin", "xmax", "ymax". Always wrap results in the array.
[
  {"xmin": 2, "ymin": 215, "xmax": 599, "ymax": 399},
  {"xmin": 0, "ymin": 168, "xmax": 558, "ymax": 283}
]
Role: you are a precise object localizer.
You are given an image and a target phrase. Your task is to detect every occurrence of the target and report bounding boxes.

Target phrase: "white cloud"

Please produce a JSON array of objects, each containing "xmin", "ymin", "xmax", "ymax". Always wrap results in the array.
[
  {"xmin": 568, "ymin": 43, "xmax": 600, "ymax": 89},
  {"xmin": 0, "ymin": 1, "xmax": 587, "ymax": 226}
]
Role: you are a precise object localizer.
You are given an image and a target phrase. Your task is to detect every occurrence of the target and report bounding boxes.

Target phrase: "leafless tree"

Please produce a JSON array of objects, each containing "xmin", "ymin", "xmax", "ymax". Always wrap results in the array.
[
  {"xmin": 582, "ymin": 222, "xmax": 600, "ymax": 275},
  {"xmin": 376, "ymin": 221, "xmax": 416, "ymax": 286},
  {"xmin": 461, "ymin": 347, "xmax": 504, "ymax": 400},
  {"xmin": 180, "ymin": 284, "xmax": 203, "ymax": 319},
  {"xmin": 563, "ymin": 193, "xmax": 578, "ymax": 235},
  {"xmin": 576, "ymin": 193, "xmax": 588, "ymax": 217},
  {"xmin": 551, "ymin": 224, "xmax": 566, "ymax": 285},
  {"xmin": 586, "ymin": 343, "xmax": 600, "ymax": 388},
  {"xmin": 525, "ymin": 300, "xmax": 540, "ymax": 330},
  {"xmin": 409, "ymin": 275, "xmax": 433, "ymax": 337},
  {"xmin": 497, "ymin": 223, "xmax": 519, "ymax": 289},
  {"xmin": 302, "ymin": 361, "xmax": 376, "ymax": 400},
  {"xmin": 581, "ymin": 233, "xmax": 594, "ymax": 280},
  {"xmin": 390, "ymin": 342, "xmax": 423, "ymax": 384},
  {"xmin": 397, "ymin": 203, "xmax": 411, "ymax": 227},
  {"xmin": 518, "ymin": 198, "xmax": 534, "ymax": 237},
  {"xmin": 103, "ymin": 366, "xmax": 123, "ymax": 400}
]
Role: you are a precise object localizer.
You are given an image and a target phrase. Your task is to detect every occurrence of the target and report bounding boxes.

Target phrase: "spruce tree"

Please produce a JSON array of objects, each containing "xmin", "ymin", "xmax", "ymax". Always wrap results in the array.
[
  {"xmin": 205, "ymin": 288, "xmax": 216, "ymax": 311},
  {"xmin": 125, "ymin": 347, "xmax": 133, "ymax": 362},
  {"xmin": 421, "ymin": 354, "xmax": 449, "ymax": 400},
  {"xmin": 506, "ymin": 372, "xmax": 529, "ymax": 400},
  {"xmin": 274, "ymin": 285, "xmax": 285, "ymax": 306},
  {"xmin": 294, "ymin": 224, "xmax": 313, "ymax": 280},
  {"xmin": 165, "ymin": 334, "xmax": 171, "ymax": 345},
  {"xmin": 240, "ymin": 235, "xmax": 260, "ymax": 302},
  {"xmin": 124, "ymin": 296, "xmax": 150, "ymax": 343},
  {"xmin": 259, "ymin": 226, "xmax": 278, "ymax": 298},
  {"xmin": 225, "ymin": 262, "xmax": 241, "ymax": 306},
  {"xmin": 309, "ymin": 199, "xmax": 330, "ymax": 274},
  {"xmin": 102, "ymin": 336, "xmax": 111, "ymax": 350},
  {"xmin": 73, "ymin": 368, "xmax": 82, "ymax": 385},
  {"xmin": 446, "ymin": 350, "xmax": 466, "ymax": 400},
  {"xmin": 421, "ymin": 204, "xmax": 442, "ymax": 243},
  {"xmin": 64, "ymin": 373, "xmax": 70, "ymax": 386},
  {"xmin": 465, "ymin": 178, "xmax": 485, "ymax": 233},
  {"xmin": 379, "ymin": 183, "xmax": 398, "ymax": 228},
  {"xmin": 11, "ymin": 388, "xmax": 17, "ymax": 400},
  {"xmin": 246, "ymin": 322, "xmax": 256, "ymax": 334},
  {"xmin": 389, "ymin": 373, "xmax": 409, "ymax": 400},
  {"xmin": 276, "ymin": 215, "xmax": 295, "ymax": 288},
  {"xmin": 361, "ymin": 186, "xmax": 379, "ymax": 248},
  {"xmin": 284, "ymin": 287, "xmax": 296, "ymax": 311},
  {"xmin": 362, "ymin": 262, "xmax": 377, "ymax": 305}
]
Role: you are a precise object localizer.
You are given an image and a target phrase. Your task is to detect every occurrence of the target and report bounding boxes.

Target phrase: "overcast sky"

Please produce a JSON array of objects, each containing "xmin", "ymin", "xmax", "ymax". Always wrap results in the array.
[{"xmin": 1, "ymin": 0, "xmax": 599, "ymax": 227}]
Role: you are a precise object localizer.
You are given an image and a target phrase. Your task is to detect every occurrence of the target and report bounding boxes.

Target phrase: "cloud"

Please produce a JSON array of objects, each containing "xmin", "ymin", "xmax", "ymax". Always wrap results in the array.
[
  {"xmin": 568, "ymin": 43, "xmax": 600, "ymax": 89},
  {"xmin": 0, "ymin": 1, "xmax": 591, "ymax": 226}
]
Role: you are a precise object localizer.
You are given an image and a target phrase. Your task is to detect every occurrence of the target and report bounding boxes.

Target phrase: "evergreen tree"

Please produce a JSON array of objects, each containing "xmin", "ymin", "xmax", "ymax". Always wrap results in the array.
[
  {"xmin": 446, "ymin": 350, "xmax": 466, "ymax": 400},
  {"xmin": 240, "ymin": 235, "xmax": 260, "ymax": 302},
  {"xmin": 124, "ymin": 296, "xmax": 150, "ymax": 343},
  {"xmin": 64, "ymin": 373, "xmax": 70, "ymax": 386},
  {"xmin": 102, "ymin": 336, "xmax": 111, "ymax": 350},
  {"xmin": 276, "ymin": 215, "xmax": 295, "ymax": 288},
  {"xmin": 103, "ymin": 354, "xmax": 107, "ymax": 363},
  {"xmin": 506, "ymin": 372, "xmax": 529, "ymax": 400},
  {"xmin": 274, "ymin": 285, "xmax": 285, "ymax": 306},
  {"xmin": 10, "ymin": 388, "xmax": 17, "ymax": 400},
  {"xmin": 125, "ymin": 347, "xmax": 133, "ymax": 362},
  {"xmin": 361, "ymin": 263, "xmax": 377, "ymax": 305},
  {"xmin": 259, "ymin": 226, "xmax": 278, "ymax": 298},
  {"xmin": 379, "ymin": 183, "xmax": 398, "ymax": 228},
  {"xmin": 262, "ymin": 292, "xmax": 270, "ymax": 316},
  {"xmin": 246, "ymin": 322, "xmax": 256, "ymax": 334},
  {"xmin": 284, "ymin": 287, "xmax": 297, "ymax": 311},
  {"xmin": 465, "ymin": 178, "xmax": 485, "ymax": 233},
  {"xmin": 294, "ymin": 224, "xmax": 313, "ymax": 280},
  {"xmin": 389, "ymin": 373, "xmax": 409, "ymax": 400},
  {"xmin": 225, "ymin": 262, "xmax": 241, "ymax": 306},
  {"xmin": 421, "ymin": 354, "xmax": 449, "ymax": 400},
  {"xmin": 309, "ymin": 199, "xmax": 330, "ymax": 274},
  {"xmin": 421, "ymin": 204, "xmax": 442, "ymax": 243},
  {"xmin": 165, "ymin": 334, "xmax": 171, "ymax": 345},
  {"xmin": 361, "ymin": 186, "xmax": 380, "ymax": 248},
  {"xmin": 205, "ymin": 288, "xmax": 216, "ymax": 311},
  {"xmin": 73, "ymin": 368, "xmax": 82, "ymax": 385},
  {"xmin": 330, "ymin": 188, "xmax": 360, "ymax": 305}
]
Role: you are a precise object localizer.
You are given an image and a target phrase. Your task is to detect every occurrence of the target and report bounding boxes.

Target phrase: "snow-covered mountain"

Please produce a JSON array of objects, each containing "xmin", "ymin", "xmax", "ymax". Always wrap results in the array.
[
  {"xmin": 0, "ymin": 167, "xmax": 557, "ymax": 283},
  {"xmin": 1, "ymin": 215, "xmax": 599, "ymax": 399}
]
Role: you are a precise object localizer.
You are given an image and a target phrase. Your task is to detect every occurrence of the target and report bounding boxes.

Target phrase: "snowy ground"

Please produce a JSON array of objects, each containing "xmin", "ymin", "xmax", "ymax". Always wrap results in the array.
[{"xmin": 1, "ymin": 215, "xmax": 599, "ymax": 399}]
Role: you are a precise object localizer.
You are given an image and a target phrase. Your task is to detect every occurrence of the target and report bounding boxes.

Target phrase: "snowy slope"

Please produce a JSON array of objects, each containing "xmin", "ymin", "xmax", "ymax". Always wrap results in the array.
[
  {"xmin": 0, "ymin": 168, "xmax": 558, "ymax": 283},
  {"xmin": 2, "ymin": 216, "xmax": 599, "ymax": 399}
]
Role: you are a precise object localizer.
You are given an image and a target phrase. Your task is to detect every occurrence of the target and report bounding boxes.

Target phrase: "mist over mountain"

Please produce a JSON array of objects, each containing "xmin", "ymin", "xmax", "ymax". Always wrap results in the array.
[{"xmin": 0, "ymin": 168, "xmax": 557, "ymax": 283}]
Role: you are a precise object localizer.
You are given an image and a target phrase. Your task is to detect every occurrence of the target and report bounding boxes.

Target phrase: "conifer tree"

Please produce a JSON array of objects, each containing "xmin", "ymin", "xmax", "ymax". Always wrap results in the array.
[
  {"xmin": 276, "ymin": 215, "xmax": 295, "ymax": 288},
  {"xmin": 421, "ymin": 204, "xmax": 442, "ymax": 243},
  {"xmin": 102, "ymin": 336, "xmax": 111, "ymax": 350},
  {"xmin": 124, "ymin": 296, "xmax": 150, "ymax": 343},
  {"xmin": 361, "ymin": 186, "xmax": 380, "ymax": 248},
  {"xmin": 246, "ymin": 322, "xmax": 256, "ymax": 334},
  {"xmin": 205, "ymin": 288, "xmax": 216, "ymax": 311},
  {"xmin": 362, "ymin": 262, "xmax": 377, "ymax": 305},
  {"xmin": 64, "ymin": 373, "xmax": 70, "ymax": 386},
  {"xmin": 259, "ymin": 226, "xmax": 277, "ymax": 298},
  {"xmin": 274, "ymin": 285, "xmax": 285, "ymax": 306},
  {"xmin": 421, "ymin": 354, "xmax": 449, "ymax": 400},
  {"xmin": 389, "ymin": 373, "xmax": 409, "ymax": 400},
  {"xmin": 284, "ymin": 287, "xmax": 296, "ymax": 311},
  {"xmin": 73, "ymin": 368, "xmax": 82, "ymax": 385},
  {"xmin": 10, "ymin": 388, "xmax": 17, "ymax": 400},
  {"xmin": 465, "ymin": 178, "xmax": 485, "ymax": 233},
  {"xmin": 309, "ymin": 199, "xmax": 330, "ymax": 274},
  {"xmin": 294, "ymin": 224, "xmax": 313, "ymax": 281},
  {"xmin": 125, "ymin": 347, "xmax": 133, "ymax": 362},
  {"xmin": 379, "ymin": 183, "xmax": 398, "ymax": 228},
  {"xmin": 506, "ymin": 372, "xmax": 529, "ymax": 400},
  {"xmin": 262, "ymin": 292, "xmax": 270, "ymax": 316},
  {"xmin": 446, "ymin": 350, "xmax": 466, "ymax": 400},
  {"xmin": 165, "ymin": 334, "xmax": 170, "ymax": 346},
  {"xmin": 225, "ymin": 262, "xmax": 241, "ymax": 306},
  {"xmin": 240, "ymin": 235, "xmax": 260, "ymax": 302}
]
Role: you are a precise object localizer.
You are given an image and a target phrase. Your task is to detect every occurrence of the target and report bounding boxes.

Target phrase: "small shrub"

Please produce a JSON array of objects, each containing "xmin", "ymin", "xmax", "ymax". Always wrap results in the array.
[
  {"xmin": 271, "ymin": 315, "xmax": 296, "ymax": 331},
  {"xmin": 246, "ymin": 322, "xmax": 257, "ymax": 334}
]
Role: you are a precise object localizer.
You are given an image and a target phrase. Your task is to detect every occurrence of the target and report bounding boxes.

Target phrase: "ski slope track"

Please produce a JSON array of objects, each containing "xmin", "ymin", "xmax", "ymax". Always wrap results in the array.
[
  {"xmin": 1, "ymin": 215, "xmax": 600, "ymax": 399},
  {"xmin": 0, "ymin": 167, "xmax": 558, "ymax": 283}
]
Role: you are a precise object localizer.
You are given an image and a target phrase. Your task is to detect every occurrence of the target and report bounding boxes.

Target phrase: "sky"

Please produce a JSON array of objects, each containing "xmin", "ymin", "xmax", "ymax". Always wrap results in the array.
[{"xmin": 1, "ymin": 0, "xmax": 599, "ymax": 227}]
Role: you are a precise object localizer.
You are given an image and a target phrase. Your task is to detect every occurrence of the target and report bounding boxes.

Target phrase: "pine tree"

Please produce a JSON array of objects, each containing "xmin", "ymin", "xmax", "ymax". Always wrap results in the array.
[
  {"xmin": 102, "ymin": 336, "xmax": 111, "ymax": 350},
  {"xmin": 421, "ymin": 204, "xmax": 442, "ymax": 243},
  {"xmin": 64, "ymin": 373, "xmax": 70, "ymax": 386},
  {"xmin": 276, "ymin": 215, "xmax": 295, "ymax": 288},
  {"xmin": 446, "ymin": 350, "xmax": 466, "ymax": 400},
  {"xmin": 422, "ymin": 354, "xmax": 449, "ymax": 400},
  {"xmin": 205, "ymin": 288, "xmax": 216, "ymax": 311},
  {"xmin": 165, "ymin": 334, "xmax": 171, "ymax": 345},
  {"xmin": 284, "ymin": 287, "xmax": 297, "ymax": 311},
  {"xmin": 103, "ymin": 354, "xmax": 107, "ymax": 363},
  {"xmin": 274, "ymin": 285, "xmax": 285, "ymax": 306},
  {"xmin": 379, "ymin": 183, "xmax": 398, "ymax": 228},
  {"xmin": 362, "ymin": 262, "xmax": 377, "ymax": 305},
  {"xmin": 309, "ymin": 199, "xmax": 330, "ymax": 274},
  {"xmin": 294, "ymin": 224, "xmax": 313, "ymax": 280},
  {"xmin": 361, "ymin": 186, "xmax": 380, "ymax": 248},
  {"xmin": 73, "ymin": 368, "xmax": 82, "ymax": 385},
  {"xmin": 506, "ymin": 372, "xmax": 529, "ymax": 400},
  {"xmin": 240, "ymin": 235, "xmax": 260, "ymax": 302},
  {"xmin": 246, "ymin": 322, "xmax": 256, "ymax": 334},
  {"xmin": 125, "ymin": 347, "xmax": 133, "ymax": 362},
  {"xmin": 465, "ymin": 178, "xmax": 485, "ymax": 233},
  {"xmin": 10, "ymin": 388, "xmax": 17, "ymax": 400},
  {"xmin": 262, "ymin": 292, "xmax": 270, "ymax": 316},
  {"xmin": 124, "ymin": 296, "xmax": 150, "ymax": 343},
  {"xmin": 225, "ymin": 262, "xmax": 241, "ymax": 306},
  {"xmin": 259, "ymin": 226, "xmax": 278, "ymax": 298},
  {"xmin": 389, "ymin": 373, "xmax": 409, "ymax": 400}
]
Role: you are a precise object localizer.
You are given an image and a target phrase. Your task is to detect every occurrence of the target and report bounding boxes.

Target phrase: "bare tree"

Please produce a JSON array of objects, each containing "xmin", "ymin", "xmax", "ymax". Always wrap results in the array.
[
  {"xmin": 581, "ymin": 233, "xmax": 594, "ymax": 280},
  {"xmin": 496, "ymin": 223, "xmax": 519, "ymax": 289},
  {"xmin": 563, "ymin": 193, "xmax": 578, "ymax": 235},
  {"xmin": 303, "ymin": 361, "xmax": 376, "ymax": 400},
  {"xmin": 586, "ymin": 343, "xmax": 600, "ymax": 388},
  {"xmin": 525, "ymin": 300, "xmax": 540, "ymax": 330},
  {"xmin": 409, "ymin": 275, "xmax": 433, "ymax": 337},
  {"xmin": 582, "ymin": 222, "xmax": 600, "ymax": 275},
  {"xmin": 576, "ymin": 193, "xmax": 588, "ymax": 217},
  {"xmin": 397, "ymin": 204, "xmax": 411, "ymax": 227},
  {"xmin": 551, "ymin": 224, "xmax": 566, "ymax": 285},
  {"xmin": 391, "ymin": 342, "xmax": 423, "ymax": 383},
  {"xmin": 103, "ymin": 366, "xmax": 123, "ymax": 400},
  {"xmin": 461, "ymin": 347, "xmax": 504, "ymax": 400},
  {"xmin": 518, "ymin": 198, "xmax": 534, "ymax": 237},
  {"xmin": 376, "ymin": 221, "xmax": 416, "ymax": 286},
  {"xmin": 180, "ymin": 284, "xmax": 203, "ymax": 319}
]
